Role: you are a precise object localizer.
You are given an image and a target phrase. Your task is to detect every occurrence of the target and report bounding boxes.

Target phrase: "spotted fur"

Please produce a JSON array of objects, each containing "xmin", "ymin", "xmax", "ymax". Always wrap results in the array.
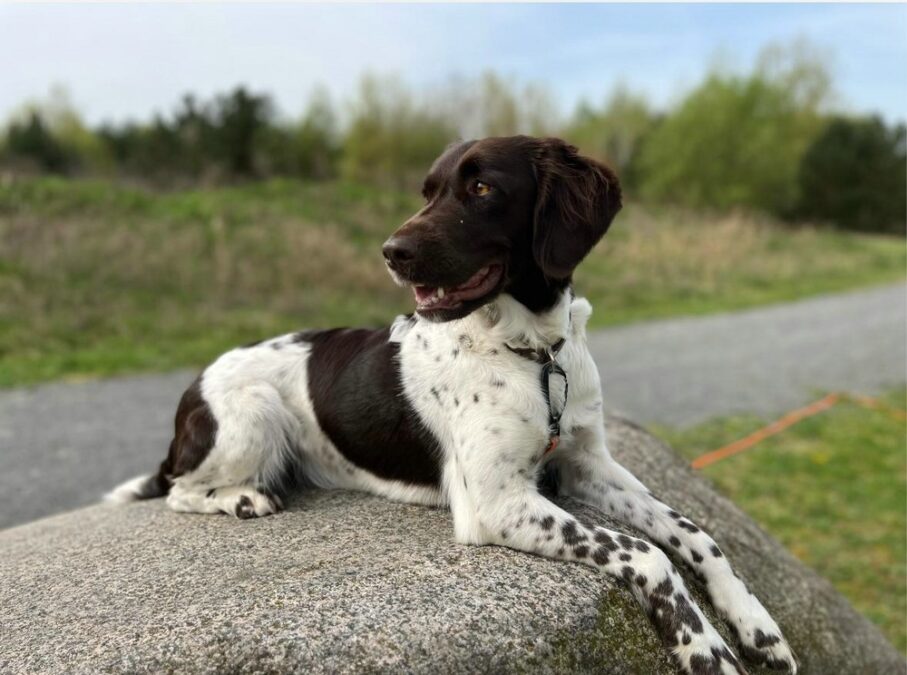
[{"xmin": 108, "ymin": 136, "xmax": 797, "ymax": 674}]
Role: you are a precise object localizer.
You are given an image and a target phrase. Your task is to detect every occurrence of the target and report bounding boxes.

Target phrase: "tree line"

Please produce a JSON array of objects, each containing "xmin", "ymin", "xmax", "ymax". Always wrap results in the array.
[{"xmin": 1, "ymin": 41, "xmax": 903, "ymax": 234}]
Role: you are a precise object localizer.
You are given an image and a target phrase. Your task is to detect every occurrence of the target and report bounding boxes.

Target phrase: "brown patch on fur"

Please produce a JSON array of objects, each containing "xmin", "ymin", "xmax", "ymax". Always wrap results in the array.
[
  {"xmin": 148, "ymin": 375, "xmax": 219, "ymax": 494},
  {"xmin": 531, "ymin": 138, "xmax": 621, "ymax": 280}
]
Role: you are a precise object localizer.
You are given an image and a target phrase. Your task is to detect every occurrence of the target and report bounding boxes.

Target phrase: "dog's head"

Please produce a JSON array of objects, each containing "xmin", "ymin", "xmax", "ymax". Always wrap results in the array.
[{"xmin": 382, "ymin": 135, "xmax": 622, "ymax": 321}]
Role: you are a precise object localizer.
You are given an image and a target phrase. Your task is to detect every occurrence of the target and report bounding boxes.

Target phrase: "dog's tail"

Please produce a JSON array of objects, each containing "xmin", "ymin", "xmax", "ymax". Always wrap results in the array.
[{"xmin": 105, "ymin": 469, "xmax": 170, "ymax": 503}]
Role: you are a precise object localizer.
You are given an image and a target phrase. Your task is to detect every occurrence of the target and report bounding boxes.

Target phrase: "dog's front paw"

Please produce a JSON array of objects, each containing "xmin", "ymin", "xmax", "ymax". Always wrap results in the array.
[
  {"xmin": 709, "ymin": 574, "xmax": 797, "ymax": 672},
  {"xmin": 736, "ymin": 627, "xmax": 797, "ymax": 673},
  {"xmin": 724, "ymin": 596, "xmax": 797, "ymax": 672},
  {"xmin": 674, "ymin": 630, "xmax": 747, "ymax": 675}
]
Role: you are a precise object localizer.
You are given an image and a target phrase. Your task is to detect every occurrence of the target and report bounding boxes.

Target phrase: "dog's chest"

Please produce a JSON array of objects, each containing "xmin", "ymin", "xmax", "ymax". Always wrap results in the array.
[{"xmin": 396, "ymin": 318, "xmax": 601, "ymax": 460}]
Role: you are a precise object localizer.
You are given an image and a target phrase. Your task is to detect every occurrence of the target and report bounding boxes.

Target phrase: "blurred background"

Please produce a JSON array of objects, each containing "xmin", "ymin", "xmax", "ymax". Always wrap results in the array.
[{"xmin": 0, "ymin": 1, "xmax": 904, "ymax": 653}]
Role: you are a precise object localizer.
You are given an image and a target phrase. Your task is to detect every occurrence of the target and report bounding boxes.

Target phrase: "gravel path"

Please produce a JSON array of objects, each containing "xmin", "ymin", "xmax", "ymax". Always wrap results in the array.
[
  {"xmin": 590, "ymin": 282, "xmax": 906, "ymax": 427},
  {"xmin": 1, "ymin": 282, "xmax": 904, "ymax": 529}
]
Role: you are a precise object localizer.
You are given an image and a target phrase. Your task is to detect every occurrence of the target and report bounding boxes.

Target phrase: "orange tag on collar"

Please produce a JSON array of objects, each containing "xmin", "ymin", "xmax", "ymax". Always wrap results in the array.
[{"xmin": 544, "ymin": 435, "xmax": 560, "ymax": 455}]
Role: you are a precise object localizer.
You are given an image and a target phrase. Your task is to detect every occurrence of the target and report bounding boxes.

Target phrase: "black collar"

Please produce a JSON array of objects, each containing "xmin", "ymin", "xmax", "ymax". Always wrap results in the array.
[
  {"xmin": 504, "ymin": 337, "xmax": 566, "ymax": 364},
  {"xmin": 505, "ymin": 336, "xmax": 568, "ymax": 456}
]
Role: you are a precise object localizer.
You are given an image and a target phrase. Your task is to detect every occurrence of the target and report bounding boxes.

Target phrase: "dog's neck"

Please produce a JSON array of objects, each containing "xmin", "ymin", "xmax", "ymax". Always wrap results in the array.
[
  {"xmin": 474, "ymin": 287, "xmax": 572, "ymax": 352},
  {"xmin": 395, "ymin": 287, "xmax": 573, "ymax": 354},
  {"xmin": 505, "ymin": 261, "xmax": 572, "ymax": 316}
]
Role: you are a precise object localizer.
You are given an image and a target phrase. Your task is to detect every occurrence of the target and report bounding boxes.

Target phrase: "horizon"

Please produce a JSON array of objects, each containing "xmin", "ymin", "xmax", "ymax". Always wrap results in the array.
[{"xmin": 2, "ymin": 3, "xmax": 905, "ymax": 127}]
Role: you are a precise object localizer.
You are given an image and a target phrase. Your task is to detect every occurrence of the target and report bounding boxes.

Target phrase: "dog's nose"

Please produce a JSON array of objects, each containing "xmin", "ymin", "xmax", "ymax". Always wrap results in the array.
[{"xmin": 382, "ymin": 236, "xmax": 417, "ymax": 266}]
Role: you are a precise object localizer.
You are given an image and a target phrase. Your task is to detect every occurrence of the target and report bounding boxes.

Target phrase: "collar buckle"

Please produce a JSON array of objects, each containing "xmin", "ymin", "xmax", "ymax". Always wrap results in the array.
[{"xmin": 505, "ymin": 336, "xmax": 569, "ymax": 457}]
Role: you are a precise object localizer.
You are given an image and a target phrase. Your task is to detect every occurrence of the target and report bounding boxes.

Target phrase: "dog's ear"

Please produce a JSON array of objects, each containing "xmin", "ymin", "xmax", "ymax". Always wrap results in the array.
[{"xmin": 531, "ymin": 138, "xmax": 622, "ymax": 280}]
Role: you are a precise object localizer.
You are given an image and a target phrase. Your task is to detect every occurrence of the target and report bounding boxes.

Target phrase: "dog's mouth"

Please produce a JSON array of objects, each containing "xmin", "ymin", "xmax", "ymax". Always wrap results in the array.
[{"xmin": 411, "ymin": 263, "xmax": 505, "ymax": 312}]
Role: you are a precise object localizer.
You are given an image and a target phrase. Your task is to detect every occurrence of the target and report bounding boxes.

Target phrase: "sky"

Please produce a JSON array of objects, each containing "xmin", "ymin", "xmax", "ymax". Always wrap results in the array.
[{"xmin": 2, "ymin": 3, "xmax": 905, "ymax": 126}]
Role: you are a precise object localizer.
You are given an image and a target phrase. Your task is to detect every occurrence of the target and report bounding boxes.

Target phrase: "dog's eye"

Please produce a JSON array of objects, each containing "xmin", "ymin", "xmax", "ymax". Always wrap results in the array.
[{"xmin": 470, "ymin": 180, "xmax": 493, "ymax": 197}]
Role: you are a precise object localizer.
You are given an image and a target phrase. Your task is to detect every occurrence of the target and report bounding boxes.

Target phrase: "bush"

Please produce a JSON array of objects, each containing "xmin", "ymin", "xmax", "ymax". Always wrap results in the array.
[
  {"xmin": 3, "ymin": 40, "xmax": 901, "ymax": 224},
  {"xmin": 636, "ymin": 42, "xmax": 830, "ymax": 217},
  {"xmin": 563, "ymin": 85, "xmax": 654, "ymax": 193},
  {"xmin": 2, "ymin": 112, "xmax": 73, "ymax": 174},
  {"xmin": 341, "ymin": 75, "xmax": 455, "ymax": 190},
  {"xmin": 797, "ymin": 116, "xmax": 906, "ymax": 234},
  {"xmin": 1, "ymin": 88, "xmax": 113, "ymax": 176}
]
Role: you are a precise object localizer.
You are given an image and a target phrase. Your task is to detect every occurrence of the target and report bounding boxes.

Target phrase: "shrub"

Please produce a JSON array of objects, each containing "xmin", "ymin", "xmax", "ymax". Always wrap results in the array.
[
  {"xmin": 636, "ymin": 42, "xmax": 830, "ymax": 217},
  {"xmin": 2, "ymin": 112, "xmax": 73, "ymax": 174},
  {"xmin": 796, "ymin": 116, "xmax": 906, "ymax": 234}
]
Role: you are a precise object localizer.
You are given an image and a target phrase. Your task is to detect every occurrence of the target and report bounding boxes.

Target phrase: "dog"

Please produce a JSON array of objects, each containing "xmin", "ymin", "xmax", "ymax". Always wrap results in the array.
[{"xmin": 109, "ymin": 136, "xmax": 796, "ymax": 674}]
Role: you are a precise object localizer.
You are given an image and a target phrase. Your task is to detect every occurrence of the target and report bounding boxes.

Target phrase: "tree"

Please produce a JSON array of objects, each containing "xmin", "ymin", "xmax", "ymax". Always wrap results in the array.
[
  {"xmin": 797, "ymin": 116, "xmax": 906, "ymax": 234},
  {"xmin": 434, "ymin": 72, "xmax": 558, "ymax": 140},
  {"xmin": 210, "ymin": 87, "xmax": 274, "ymax": 177},
  {"xmin": 342, "ymin": 74, "xmax": 455, "ymax": 189},
  {"xmin": 1, "ymin": 86, "xmax": 111, "ymax": 174},
  {"xmin": 2, "ymin": 112, "xmax": 71, "ymax": 173},
  {"xmin": 171, "ymin": 94, "xmax": 216, "ymax": 178},
  {"xmin": 636, "ymin": 41, "xmax": 832, "ymax": 216},
  {"xmin": 564, "ymin": 85, "xmax": 654, "ymax": 191},
  {"xmin": 42, "ymin": 87, "xmax": 113, "ymax": 174},
  {"xmin": 475, "ymin": 72, "xmax": 520, "ymax": 137},
  {"xmin": 293, "ymin": 87, "xmax": 340, "ymax": 179},
  {"xmin": 257, "ymin": 89, "xmax": 340, "ymax": 180}
]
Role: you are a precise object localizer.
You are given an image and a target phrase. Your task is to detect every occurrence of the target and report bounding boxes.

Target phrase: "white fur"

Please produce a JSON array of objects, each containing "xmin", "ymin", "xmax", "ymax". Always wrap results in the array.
[
  {"xmin": 397, "ymin": 292, "xmax": 598, "ymax": 543},
  {"xmin": 104, "ymin": 474, "xmax": 153, "ymax": 503},
  {"xmin": 390, "ymin": 293, "xmax": 792, "ymax": 672},
  {"xmin": 109, "ymin": 289, "xmax": 795, "ymax": 674}
]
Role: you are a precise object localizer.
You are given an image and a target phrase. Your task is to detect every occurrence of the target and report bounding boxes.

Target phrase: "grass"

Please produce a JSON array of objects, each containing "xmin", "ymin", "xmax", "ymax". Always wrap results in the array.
[
  {"xmin": 657, "ymin": 389, "xmax": 907, "ymax": 653},
  {"xmin": 1, "ymin": 175, "xmax": 904, "ymax": 386}
]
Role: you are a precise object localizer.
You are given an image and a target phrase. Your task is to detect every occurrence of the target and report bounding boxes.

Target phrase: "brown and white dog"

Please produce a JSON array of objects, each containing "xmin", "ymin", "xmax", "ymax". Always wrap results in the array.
[{"xmin": 109, "ymin": 136, "xmax": 796, "ymax": 675}]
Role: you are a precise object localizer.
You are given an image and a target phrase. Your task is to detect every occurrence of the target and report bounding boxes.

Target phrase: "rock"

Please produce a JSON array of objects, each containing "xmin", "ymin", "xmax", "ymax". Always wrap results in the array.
[{"xmin": 1, "ymin": 415, "xmax": 903, "ymax": 674}]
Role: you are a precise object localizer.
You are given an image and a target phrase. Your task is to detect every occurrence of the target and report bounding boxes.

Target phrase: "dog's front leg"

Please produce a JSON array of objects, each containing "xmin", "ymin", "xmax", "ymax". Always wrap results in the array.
[
  {"xmin": 448, "ymin": 451, "xmax": 746, "ymax": 675},
  {"xmin": 557, "ymin": 424, "xmax": 797, "ymax": 673}
]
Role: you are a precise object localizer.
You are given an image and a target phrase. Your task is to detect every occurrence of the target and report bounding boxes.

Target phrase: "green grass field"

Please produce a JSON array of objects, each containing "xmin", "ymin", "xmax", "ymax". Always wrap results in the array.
[
  {"xmin": 658, "ymin": 389, "xmax": 907, "ymax": 653},
  {"xmin": 1, "ymin": 175, "xmax": 904, "ymax": 386}
]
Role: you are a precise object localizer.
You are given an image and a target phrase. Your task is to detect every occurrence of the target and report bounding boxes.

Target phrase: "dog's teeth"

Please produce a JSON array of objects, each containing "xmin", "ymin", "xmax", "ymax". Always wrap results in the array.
[{"xmin": 437, "ymin": 288, "xmax": 445, "ymax": 299}]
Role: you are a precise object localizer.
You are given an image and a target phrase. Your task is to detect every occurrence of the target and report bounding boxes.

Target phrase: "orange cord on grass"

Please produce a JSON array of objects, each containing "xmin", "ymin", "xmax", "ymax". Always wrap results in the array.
[
  {"xmin": 691, "ymin": 392, "xmax": 907, "ymax": 470},
  {"xmin": 844, "ymin": 393, "xmax": 907, "ymax": 421},
  {"xmin": 691, "ymin": 393, "xmax": 842, "ymax": 469}
]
